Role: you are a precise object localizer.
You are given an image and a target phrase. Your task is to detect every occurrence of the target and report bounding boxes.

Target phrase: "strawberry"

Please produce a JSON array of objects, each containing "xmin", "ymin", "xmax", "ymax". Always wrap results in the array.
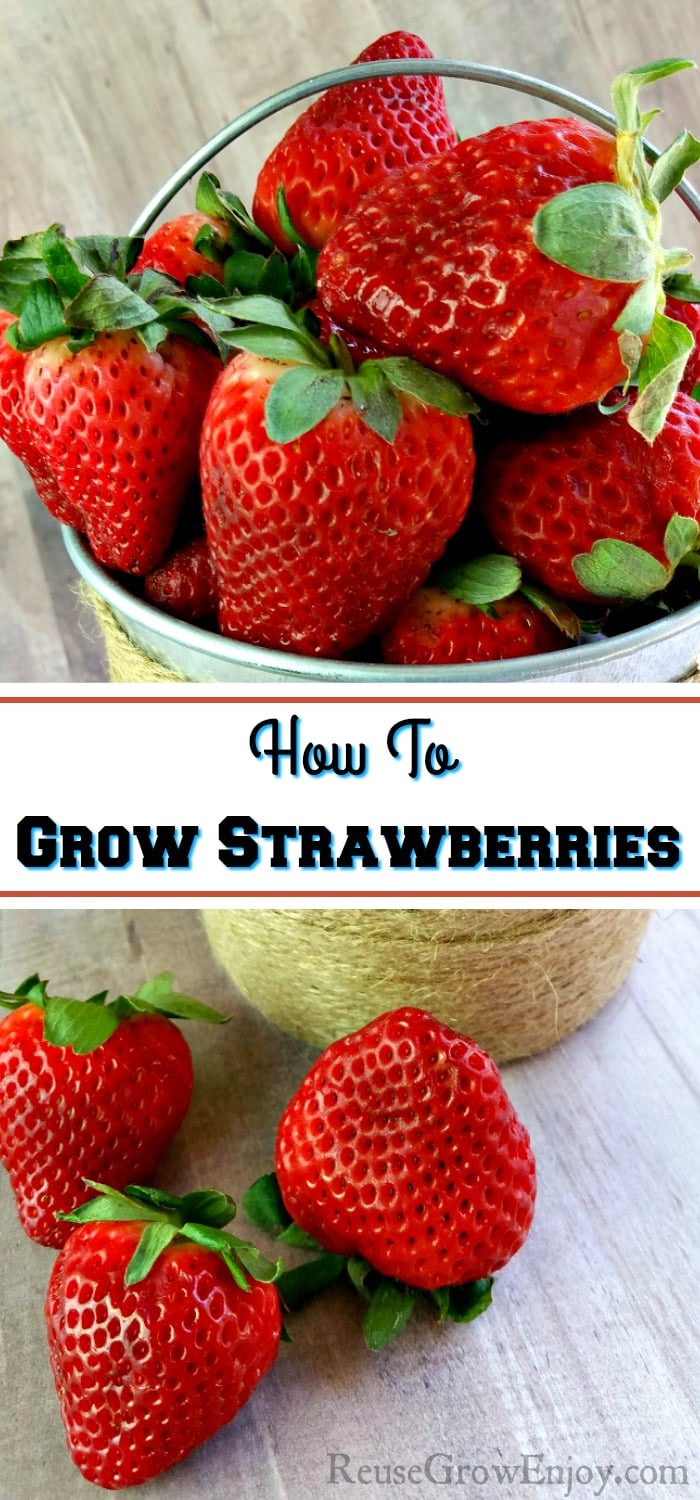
[
  {"xmin": 154, "ymin": 172, "xmax": 319, "ymax": 310},
  {"xmin": 0, "ymin": 310, "xmax": 82, "ymax": 526},
  {"xmin": 245, "ymin": 1006, "xmax": 536, "ymax": 1349},
  {"xmin": 479, "ymin": 391, "xmax": 700, "ymax": 604},
  {"xmin": 0, "ymin": 972, "xmax": 227, "ymax": 1247},
  {"xmin": 199, "ymin": 296, "xmax": 477, "ymax": 656},
  {"xmin": 381, "ymin": 555, "xmax": 577, "ymax": 664},
  {"xmin": 46, "ymin": 1183, "xmax": 282, "ymax": 1488},
  {"xmin": 133, "ymin": 212, "xmax": 231, "ymax": 286},
  {"xmin": 318, "ymin": 60, "xmax": 700, "ymax": 439},
  {"xmin": 0, "ymin": 227, "xmax": 222, "ymax": 573},
  {"xmin": 303, "ymin": 296, "xmax": 392, "ymax": 363},
  {"xmin": 144, "ymin": 534, "xmax": 219, "ymax": 622},
  {"xmin": 25, "ymin": 330, "xmax": 218, "ymax": 572},
  {"xmin": 253, "ymin": 31, "xmax": 458, "ymax": 252}
]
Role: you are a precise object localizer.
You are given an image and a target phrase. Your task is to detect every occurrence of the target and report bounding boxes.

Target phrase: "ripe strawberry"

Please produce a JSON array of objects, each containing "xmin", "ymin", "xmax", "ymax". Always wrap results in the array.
[
  {"xmin": 479, "ymin": 392, "xmax": 700, "ymax": 604},
  {"xmin": 144, "ymin": 535, "xmax": 219, "ymax": 622},
  {"xmin": 245, "ymin": 1007, "xmax": 536, "ymax": 1347},
  {"xmin": 201, "ymin": 297, "xmax": 477, "ymax": 656},
  {"xmin": 133, "ymin": 212, "xmax": 230, "ymax": 286},
  {"xmin": 0, "ymin": 972, "xmax": 227, "ymax": 1247},
  {"xmin": 0, "ymin": 227, "xmax": 222, "ymax": 572},
  {"xmin": 382, "ymin": 557, "xmax": 576, "ymax": 665},
  {"xmin": 0, "ymin": 310, "xmax": 82, "ymax": 525},
  {"xmin": 25, "ymin": 329, "xmax": 218, "ymax": 574},
  {"xmin": 318, "ymin": 60, "xmax": 699, "ymax": 437},
  {"xmin": 304, "ymin": 296, "xmax": 392, "ymax": 363},
  {"xmin": 253, "ymin": 31, "xmax": 458, "ymax": 252},
  {"xmin": 46, "ymin": 1184, "xmax": 282, "ymax": 1488}
]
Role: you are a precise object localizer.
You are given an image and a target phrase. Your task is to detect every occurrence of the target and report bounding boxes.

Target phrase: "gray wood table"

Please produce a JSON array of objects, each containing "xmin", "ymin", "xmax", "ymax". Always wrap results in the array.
[
  {"xmin": 0, "ymin": 907, "xmax": 697, "ymax": 1498},
  {"xmin": 1, "ymin": 0, "xmax": 699, "ymax": 680}
]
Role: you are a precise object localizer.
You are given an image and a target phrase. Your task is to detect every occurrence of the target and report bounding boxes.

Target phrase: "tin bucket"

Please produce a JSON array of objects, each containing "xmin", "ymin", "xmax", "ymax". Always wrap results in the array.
[{"xmin": 66, "ymin": 59, "xmax": 700, "ymax": 683}]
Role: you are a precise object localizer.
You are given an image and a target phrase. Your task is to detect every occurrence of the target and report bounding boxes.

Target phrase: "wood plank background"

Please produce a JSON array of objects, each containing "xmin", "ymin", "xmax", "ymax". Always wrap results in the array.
[
  {"xmin": 1, "ymin": 0, "xmax": 699, "ymax": 680},
  {"xmin": 0, "ymin": 907, "xmax": 697, "ymax": 1498}
]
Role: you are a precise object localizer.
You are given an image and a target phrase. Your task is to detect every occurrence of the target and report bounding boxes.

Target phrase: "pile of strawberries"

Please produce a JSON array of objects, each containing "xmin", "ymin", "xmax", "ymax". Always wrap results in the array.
[
  {"xmin": 0, "ymin": 973, "xmax": 535, "ymax": 1488},
  {"xmin": 1, "ymin": 34, "xmax": 700, "ymax": 666}
]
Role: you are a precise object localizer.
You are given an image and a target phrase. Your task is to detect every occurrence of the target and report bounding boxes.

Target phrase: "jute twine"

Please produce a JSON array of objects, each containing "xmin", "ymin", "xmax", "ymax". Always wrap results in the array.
[
  {"xmin": 202, "ymin": 908, "xmax": 650, "ymax": 1061},
  {"xmin": 82, "ymin": 587, "xmax": 189, "ymax": 683},
  {"xmin": 83, "ymin": 587, "xmax": 700, "ymax": 682}
]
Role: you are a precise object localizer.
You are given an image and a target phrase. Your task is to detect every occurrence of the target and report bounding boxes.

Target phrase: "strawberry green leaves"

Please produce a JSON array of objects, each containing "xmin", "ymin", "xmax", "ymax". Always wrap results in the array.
[
  {"xmin": 649, "ymin": 130, "xmax": 700, "ymax": 203},
  {"xmin": 243, "ymin": 1173, "xmax": 494, "ymax": 1350},
  {"xmin": 533, "ymin": 184, "xmax": 657, "ymax": 284},
  {"xmin": 438, "ymin": 554, "xmax": 522, "ymax": 607},
  {"xmin": 124, "ymin": 971, "xmax": 230, "ymax": 1026},
  {"xmin": 266, "ymin": 366, "xmax": 346, "ymax": 441},
  {"xmin": 432, "ymin": 556, "xmax": 580, "ymax": 638},
  {"xmin": 627, "ymin": 309, "xmax": 694, "ymax": 440},
  {"xmin": 573, "ymin": 513, "xmax": 700, "ymax": 599},
  {"xmin": 192, "ymin": 173, "xmax": 317, "ymax": 306},
  {"xmin": 0, "ymin": 970, "xmax": 228, "ymax": 1053},
  {"xmin": 0, "ymin": 225, "xmax": 228, "ymax": 356},
  {"xmin": 59, "ymin": 1182, "xmax": 283, "ymax": 1290},
  {"xmin": 533, "ymin": 57, "xmax": 699, "ymax": 442},
  {"xmin": 216, "ymin": 296, "xmax": 478, "ymax": 444}
]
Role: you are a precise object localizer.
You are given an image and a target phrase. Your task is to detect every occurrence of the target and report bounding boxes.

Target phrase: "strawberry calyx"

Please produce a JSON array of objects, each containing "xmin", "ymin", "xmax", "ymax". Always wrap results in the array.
[
  {"xmin": 572, "ymin": 512, "xmax": 700, "ymax": 600},
  {"xmin": 188, "ymin": 175, "xmax": 317, "ymax": 308},
  {"xmin": 663, "ymin": 272, "xmax": 700, "ymax": 304},
  {"xmin": 206, "ymin": 293, "xmax": 478, "ymax": 442},
  {"xmin": 0, "ymin": 225, "xmax": 231, "ymax": 357},
  {"xmin": 435, "ymin": 555, "xmax": 581, "ymax": 638},
  {"xmin": 243, "ymin": 1172, "xmax": 493, "ymax": 1350},
  {"xmin": 532, "ymin": 58, "xmax": 700, "ymax": 441},
  {"xmin": 57, "ymin": 1180, "xmax": 283, "ymax": 1290},
  {"xmin": 0, "ymin": 970, "xmax": 229, "ymax": 1054}
]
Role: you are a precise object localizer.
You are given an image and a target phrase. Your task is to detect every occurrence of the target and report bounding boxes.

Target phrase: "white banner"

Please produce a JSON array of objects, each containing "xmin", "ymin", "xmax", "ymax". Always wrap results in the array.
[{"xmin": 0, "ymin": 689, "xmax": 697, "ymax": 905}]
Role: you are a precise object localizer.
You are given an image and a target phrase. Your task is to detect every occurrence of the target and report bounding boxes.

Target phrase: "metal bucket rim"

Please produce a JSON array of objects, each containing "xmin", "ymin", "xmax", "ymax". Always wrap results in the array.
[
  {"xmin": 128, "ymin": 57, "xmax": 700, "ymax": 233},
  {"xmin": 66, "ymin": 526, "xmax": 700, "ymax": 682}
]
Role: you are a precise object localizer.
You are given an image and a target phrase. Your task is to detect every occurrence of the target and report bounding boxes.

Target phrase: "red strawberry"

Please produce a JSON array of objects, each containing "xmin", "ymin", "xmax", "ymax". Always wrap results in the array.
[
  {"xmin": 0, "ymin": 311, "xmax": 82, "ymax": 526},
  {"xmin": 479, "ymin": 392, "xmax": 700, "ymax": 604},
  {"xmin": 318, "ymin": 118, "xmax": 631, "ymax": 413},
  {"xmin": 0, "ymin": 227, "xmax": 222, "ymax": 573},
  {"xmin": 318, "ymin": 61, "xmax": 698, "ymax": 435},
  {"xmin": 46, "ymin": 1184, "xmax": 281, "ymax": 1488},
  {"xmin": 144, "ymin": 535, "xmax": 219, "ymax": 622},
  {"xmin": 133, "ymin": 212, "xmax": 230, "ymax": 286},
  {"xmin": 246, "ymin": 1008, "xmax": 535, "ymax": 1346},
  {"xmin": 304, "ymin": 296, "xmax": 392, "ymax": 363},
  {"xmin": 253, "ymin": 31, "xmax": 458, "ymax": 252},
  {"xmin": 382, "ymin": 581, "xmax": 573, "ymax": 664},
  {"xmin": 201, "ymin": 300, "xmax": 477, "ymax": 656},
  {"xmin": 667, "ymin": 295, "xmax": 700, "ymax": 395},
  {"xmin": 0, "ymin": 972, "xmax": 227, "ymax": 1247},
  {"xmin": 24, "ymin": 330, "xmax": 218, "ymax": 573}
]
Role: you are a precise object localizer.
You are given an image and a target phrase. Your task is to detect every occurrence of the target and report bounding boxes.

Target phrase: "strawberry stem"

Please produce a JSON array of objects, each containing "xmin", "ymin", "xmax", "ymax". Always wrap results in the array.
[
  {"xmin": 0, "ymin": 971, "xmax": 229, "ymax": 1052},
  {"xmin": 58, "ymin": 1181, "xmax": 283, "ymax": 1288},
  {"xmin": 243, "ymin": 1173, "xmax": 494, "ymax": 1348}
]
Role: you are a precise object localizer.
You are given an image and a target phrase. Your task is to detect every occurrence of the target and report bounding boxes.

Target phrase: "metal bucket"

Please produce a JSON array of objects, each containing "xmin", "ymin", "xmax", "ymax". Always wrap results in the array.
[{"xmin": 64, "ymin": 59, "xmax": 700, "ymax": 684}]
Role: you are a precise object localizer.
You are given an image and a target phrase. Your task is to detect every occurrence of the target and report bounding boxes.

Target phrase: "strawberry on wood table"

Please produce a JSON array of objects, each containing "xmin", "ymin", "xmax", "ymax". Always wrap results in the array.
[
  {"xmin": 245, "ymin": 1006, "xmax": 536, "ymax": 1349},
  {"xmin": 0, "ymin": 972, "xmax": 228, "ymax": 1246},
  {"xmin": 46, "ymin": 1183, "xmax": 282, "ymax": 1489}
]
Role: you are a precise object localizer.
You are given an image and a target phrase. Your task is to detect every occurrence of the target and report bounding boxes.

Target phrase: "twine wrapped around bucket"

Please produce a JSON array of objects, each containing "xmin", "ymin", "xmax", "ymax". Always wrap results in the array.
[
  {"xmin": 83, "ymin": 587, "xmax": 189, "ymax": 683},
  {"xmin": 202, "ymin": 908, "xmax": 650, "ymax": 1061}
]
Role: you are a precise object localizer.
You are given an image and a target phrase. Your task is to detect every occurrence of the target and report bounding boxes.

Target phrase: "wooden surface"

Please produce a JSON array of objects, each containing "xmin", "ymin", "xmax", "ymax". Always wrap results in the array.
[
  {"xmin": 0, "ymin": 0, "xmax": 699, "ymax": 680},
  {"xmin": 0, "ymin": 907, "xmax": 697, "ymax": 1498}
]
